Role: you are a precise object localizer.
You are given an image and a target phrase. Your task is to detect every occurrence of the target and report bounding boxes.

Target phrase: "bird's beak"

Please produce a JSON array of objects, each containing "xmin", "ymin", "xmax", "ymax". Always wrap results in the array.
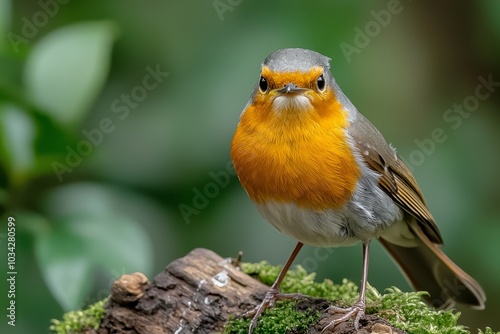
[{"xmin": 276, "ymin": 83, "xmax": 308, "ymax": 95}]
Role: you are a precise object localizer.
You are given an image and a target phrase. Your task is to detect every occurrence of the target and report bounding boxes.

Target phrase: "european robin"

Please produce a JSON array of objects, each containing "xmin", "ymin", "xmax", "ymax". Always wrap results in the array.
[{"xmin": 230, "ymin": 48, "xmax": 485, "ymax": 333}]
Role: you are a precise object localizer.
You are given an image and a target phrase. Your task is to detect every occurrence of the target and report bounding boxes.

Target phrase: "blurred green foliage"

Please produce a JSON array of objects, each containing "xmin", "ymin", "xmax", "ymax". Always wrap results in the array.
[{"xmin": 0, "ymin": 0, "xmax": 499, "ymax": 333}]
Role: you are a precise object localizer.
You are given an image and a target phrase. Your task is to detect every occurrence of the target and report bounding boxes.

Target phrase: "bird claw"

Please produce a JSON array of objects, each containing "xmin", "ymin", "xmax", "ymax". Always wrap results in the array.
[
  {"xmin": 244, "ymin": 288, "xmax": 305, "ymax": 333},
  {"xmin": 320, "ymin": 300, "xmax": 366, "ymax": 333}
]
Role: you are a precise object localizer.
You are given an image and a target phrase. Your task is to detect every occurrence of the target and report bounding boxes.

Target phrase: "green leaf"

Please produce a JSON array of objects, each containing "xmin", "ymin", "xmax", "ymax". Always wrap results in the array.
[
  {"xmin": 0, "ymin": 104, "xmax": 74, "ymax": 184},
  {"xmin": 34, "ymin": 181, "xmax": 154, "ymax": 312},
  {"xmin": 35, "ymin": 213, "xmax": 152, "ymax": 311},
  {"xmin": 35, "ymin": 228, "xmax": 93, "ymax": 311},
  {"xmin": 35, "ymin": 183, "xmax": 157, "ymax": 310},
  {"xmin": 24, "ymin": 21, "xmax": 116, "ymax": 126},
  {"xmin": 9, "ymin": 210, "xmax": 50, "ymax": 236},
  {"xmin": 32, "ymin": 111, "xmax": 71, "ymax": 153},
  {"xmin": 65, "ymin": 214, "xmax": 153, "ymax": 275},
  {"xmin": 0, "ymin": 104, "xmax": 36, "ymax": 185}
]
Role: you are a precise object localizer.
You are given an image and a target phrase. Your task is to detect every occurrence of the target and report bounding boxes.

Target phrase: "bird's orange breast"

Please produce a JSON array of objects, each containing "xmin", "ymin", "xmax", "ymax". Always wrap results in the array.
[{"xmin": 231, "ymin": 92, "xmax": 361, "ymax": 210}]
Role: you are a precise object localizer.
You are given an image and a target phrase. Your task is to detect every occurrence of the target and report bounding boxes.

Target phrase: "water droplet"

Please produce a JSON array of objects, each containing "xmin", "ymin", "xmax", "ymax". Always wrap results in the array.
[{"xmin": 211, "ymin": 270, "xmax": 230, "ymax": 288}]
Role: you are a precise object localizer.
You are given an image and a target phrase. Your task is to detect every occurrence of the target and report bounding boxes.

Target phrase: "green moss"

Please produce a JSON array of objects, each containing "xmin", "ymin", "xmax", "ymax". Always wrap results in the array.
[
  {"xmin": 49, "ymin": 263, "xmax": 498, "ymax": 334},
  {"xmin": 479, "ymin": 329, "xmax": 499, "ymax": 334},
  {"xmin": 372, "ymin": 287, "xmax": 467, "ymax": 334},
  {"xmin": 242, "ymin": 261, "xmax": 359, "ymax": 301},
  {"xmin": 225, "ymin": 300, "xmax": 320, "ymax": 334},
  {"xmin": 50, "ymin": 298, "xmax": 108, "ymax": 334},
  {"xmin": 224, "ymin": 262, "xmax": 498, "ymax": 334}
]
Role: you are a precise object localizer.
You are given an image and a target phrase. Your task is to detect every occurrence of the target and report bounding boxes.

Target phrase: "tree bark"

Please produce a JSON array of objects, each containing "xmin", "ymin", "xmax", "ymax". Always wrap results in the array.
[{"xmin": 97, "ymin": 248, "xmax": 405, "ymax": 334}]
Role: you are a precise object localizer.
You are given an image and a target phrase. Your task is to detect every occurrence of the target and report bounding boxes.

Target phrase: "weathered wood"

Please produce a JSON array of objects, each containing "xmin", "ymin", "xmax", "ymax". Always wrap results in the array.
[
  {"xmin": 97, "ymin": 248, "xmax": 405, "ymax": 334},
  {"xmin": 98, "ymin": 248, "xmax": 268, "ymax": 334}
]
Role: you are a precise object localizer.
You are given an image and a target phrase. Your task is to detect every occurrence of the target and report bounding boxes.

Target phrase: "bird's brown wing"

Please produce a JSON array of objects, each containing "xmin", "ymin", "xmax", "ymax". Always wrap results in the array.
[
  {"xmin": 347, "ymin": 111, "xmax": 443, "ymax": 244},
  {"xmin": 347, "ymin": 110, "xmax": 485, "ymax": 309}
]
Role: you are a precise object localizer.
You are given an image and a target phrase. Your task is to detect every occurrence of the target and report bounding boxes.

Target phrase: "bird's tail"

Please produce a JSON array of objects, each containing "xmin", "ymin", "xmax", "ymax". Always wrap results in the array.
[{"xmin": 379, "ymin": 223, "xmax": 486, "ymax": 309}]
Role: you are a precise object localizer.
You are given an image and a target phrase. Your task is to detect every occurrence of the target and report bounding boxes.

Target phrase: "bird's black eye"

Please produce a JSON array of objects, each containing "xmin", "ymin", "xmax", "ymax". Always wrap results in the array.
[
  {"xmin": 259, "ymin": 76, "xmax": 268, "ymax": 92},
  {"xmin": 317, "ymin": 74, "xmax": 325, "ymax": 91}
]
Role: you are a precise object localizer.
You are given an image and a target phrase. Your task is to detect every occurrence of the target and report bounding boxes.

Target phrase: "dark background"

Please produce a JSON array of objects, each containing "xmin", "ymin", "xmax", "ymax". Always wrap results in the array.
[{"xmin": 1, "ymin": 0, "xmax": 499, "ymax": 333}]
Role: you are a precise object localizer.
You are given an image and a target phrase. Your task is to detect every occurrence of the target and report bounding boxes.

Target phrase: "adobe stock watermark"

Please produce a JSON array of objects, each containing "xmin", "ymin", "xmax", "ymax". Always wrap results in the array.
[
  {"xmin": 401, "ymin": 74, "xmax": 499, "ymax": 172},
  {"xmin": 213, "ymin": 0, "xmax": 243, "ymax": 21},
  {"xmin": 51, "ymin": 64, "xmax": 169, "ymax": 182},
  {"xmin": 7, "ymin": 0, "xmax": 71, "ymax": 53},
  {"xmin": 300, "ymin": 247, "xmax": 335, "ymax": 274},
  {"xmin": 339, "ymin": 0, "xmax": 411, "ymax": 64},
  {"xmin": 178, "ymin": 161, "xmax": 236, "ymax": 224},
  {"xmin": 5, "ymin": 217, "xmax": 17, "ymax": 327}
]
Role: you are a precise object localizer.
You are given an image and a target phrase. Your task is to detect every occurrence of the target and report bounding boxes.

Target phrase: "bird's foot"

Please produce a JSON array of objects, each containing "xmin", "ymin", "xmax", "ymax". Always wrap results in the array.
[
  {"xmin": 244, "ymin": 288, "xmax": 305, "ymax": 333},
  {"xmin": 320, "ymin": 299, "xmax": 366, "ymax": 333}
]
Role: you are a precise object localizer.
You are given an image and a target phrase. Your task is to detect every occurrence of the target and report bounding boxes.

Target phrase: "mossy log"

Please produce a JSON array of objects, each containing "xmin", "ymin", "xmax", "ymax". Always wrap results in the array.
[{"xmin": 97, "ymin": 248, "xmax": 404, "ymax": 334}]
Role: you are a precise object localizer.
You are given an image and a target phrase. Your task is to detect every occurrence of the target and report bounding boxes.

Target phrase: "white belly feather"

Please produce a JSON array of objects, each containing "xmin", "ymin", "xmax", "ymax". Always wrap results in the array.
[{"xmin": 256, "ymin": 159, "xmax": 404, "ymax": 247}]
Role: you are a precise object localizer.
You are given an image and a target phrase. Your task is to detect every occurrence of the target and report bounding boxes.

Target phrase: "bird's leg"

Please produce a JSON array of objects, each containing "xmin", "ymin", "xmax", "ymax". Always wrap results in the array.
[
  {"xmin": 321, "ymin": 240, "xmax": 371, "ymax": 333},
  {"xmin": 244, "ymin": 242, "xmax": 305, "ymax": 334}
]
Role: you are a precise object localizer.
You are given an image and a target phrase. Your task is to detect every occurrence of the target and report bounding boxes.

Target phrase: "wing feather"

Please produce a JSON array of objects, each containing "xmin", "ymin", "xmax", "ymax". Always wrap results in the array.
[{"xmin": 348, "ymin": 111, "xmax": 443, "ymax": 244}]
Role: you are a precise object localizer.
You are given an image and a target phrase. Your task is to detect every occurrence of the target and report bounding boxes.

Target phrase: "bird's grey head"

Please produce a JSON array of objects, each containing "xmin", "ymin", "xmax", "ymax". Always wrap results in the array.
[
  {"xmin": 263, "ymin": 48, "xmax": 331, "ymax": 73},
  {"xmin": 251, "ymin": 48, "xmax": 357, "ymax": 119}
]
